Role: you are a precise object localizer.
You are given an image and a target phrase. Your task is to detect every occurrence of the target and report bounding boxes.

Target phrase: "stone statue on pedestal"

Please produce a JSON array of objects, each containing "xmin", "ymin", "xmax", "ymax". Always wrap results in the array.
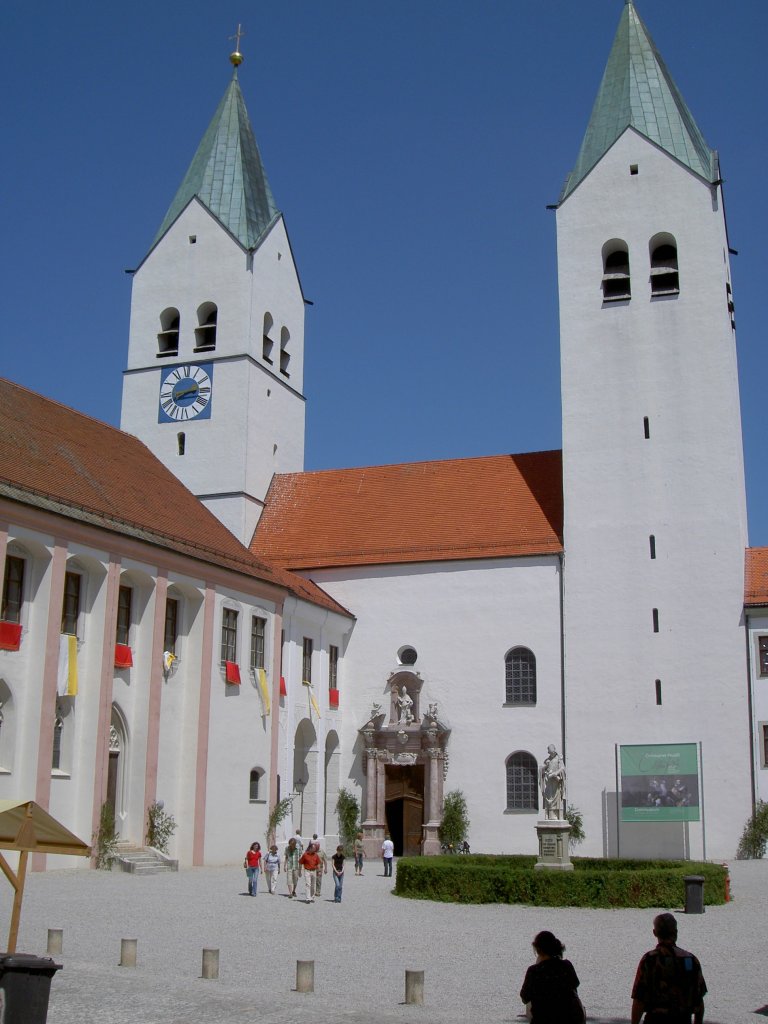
[
  {"xmin": 396, "ymin": 685, "xmax": 414, "ymax": 725},
  {"xmin": 540, "ymin": 744, "xmax": 566, "ymax": 820}
]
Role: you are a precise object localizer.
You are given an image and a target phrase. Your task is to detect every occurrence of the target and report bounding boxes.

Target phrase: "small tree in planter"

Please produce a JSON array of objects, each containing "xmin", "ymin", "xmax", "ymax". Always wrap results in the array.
[
  {"xmin": 565, "ymin": 804, "xmax": 586, "ymax": 852},
  {"xmin": 336, "ymin": 788, "xmax": 360, "ymax": 854},
  {"xmin": 439, "ymin": 790, "xmax": 470, "ymax": 852},
  {"xmin": 93, "ymin": 801, "xmax": 120, "ymax": 869},
  {"xmin": 145, "ymin": 801, "xmax": 177, "ymax": 853},
  {"xmin": 736, "ymin": 800, "xmax": 768, "ymax": 859},
  {"xmin": 266, "ymin": 795, "xmax": 294, "ymax": 848}
]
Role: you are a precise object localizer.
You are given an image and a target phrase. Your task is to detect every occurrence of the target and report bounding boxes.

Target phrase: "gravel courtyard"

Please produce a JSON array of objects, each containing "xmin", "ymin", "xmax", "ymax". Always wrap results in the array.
[{"xmin": 2, "ymin": 858, "xmax": 765, "ymax": 1024}]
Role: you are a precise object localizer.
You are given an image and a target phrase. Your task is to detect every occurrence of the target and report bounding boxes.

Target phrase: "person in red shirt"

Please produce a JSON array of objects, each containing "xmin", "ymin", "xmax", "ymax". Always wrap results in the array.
[
  {"xmin": 243, "ymin": 842, "xmax": 262, "ymax": 896},
  {"xmin": 299, "ymin": 842, "xmax": 321, "ymax": 903}
]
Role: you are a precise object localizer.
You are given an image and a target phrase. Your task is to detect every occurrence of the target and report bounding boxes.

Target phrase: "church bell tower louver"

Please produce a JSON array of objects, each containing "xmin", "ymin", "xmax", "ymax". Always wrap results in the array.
[
  {"xmin": 557, "ymin": 2, "xmax": 749, "ymax": 858},
  {"xmin": 121, "ymin": 46, "xmax": 306, "ymax": 546}
]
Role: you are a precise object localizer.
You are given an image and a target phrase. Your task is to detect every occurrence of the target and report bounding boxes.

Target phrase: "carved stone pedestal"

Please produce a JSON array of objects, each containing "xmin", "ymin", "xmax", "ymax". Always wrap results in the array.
[{"xmin": 534, "ymin": 820, "xmax": 573, "ymax": 870}]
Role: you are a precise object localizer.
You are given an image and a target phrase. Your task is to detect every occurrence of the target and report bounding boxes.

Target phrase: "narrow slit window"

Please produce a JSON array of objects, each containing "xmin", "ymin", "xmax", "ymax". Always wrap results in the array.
[
  {"xmin": 644, "ymin": 417, "xmax": 650, "ymax": 439},
  {"xmin": 655, "ymin": 679, "xmax": 662, "ymax": 705},
  {"xmin": 649, "ymin": 535, "xmax": 656, "ymax": 559},
  {"xmin": 652, "ymin": 608, "xmax": 659, "ymax": 633},
  {"xmin": 177, "ymin": 432, "xmax": 185, "ymax": 456}
]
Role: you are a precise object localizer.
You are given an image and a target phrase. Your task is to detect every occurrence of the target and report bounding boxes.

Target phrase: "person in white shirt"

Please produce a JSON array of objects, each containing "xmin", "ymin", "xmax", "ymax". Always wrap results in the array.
[{"xmin": 381, "ymin": 835, "xmax": 395, "ymax": 877}]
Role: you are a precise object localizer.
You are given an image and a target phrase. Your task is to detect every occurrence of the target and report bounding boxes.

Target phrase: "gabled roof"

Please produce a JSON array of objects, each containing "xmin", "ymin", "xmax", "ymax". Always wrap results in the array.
[
  {"xmin": 250, "ymin": 451, "xmax": 563, "ymax": 570},
  {"xmin": 0, "ymin": 379, "xmax": 347, "ymax": 616},
  {"xmin": 560, "ymin": 1, "xmax": 717, "ymax": 201},
  {"xmin": 152, "ymin": 74, "xmax": 280, "ymax": 251},
  {"xmin": 745, "ymin": 548, "xmax": 768, "ymax": 607}
]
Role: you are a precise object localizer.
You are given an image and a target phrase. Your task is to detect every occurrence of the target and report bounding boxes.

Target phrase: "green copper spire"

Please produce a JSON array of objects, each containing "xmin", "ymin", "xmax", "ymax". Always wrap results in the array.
[
  {"xmin": 153, "ymin": 74, "xmax": 280, "ymax": 250},
  {"xmin": 560, "ymin": 1, "xmax": 717, "ymax": 201}
]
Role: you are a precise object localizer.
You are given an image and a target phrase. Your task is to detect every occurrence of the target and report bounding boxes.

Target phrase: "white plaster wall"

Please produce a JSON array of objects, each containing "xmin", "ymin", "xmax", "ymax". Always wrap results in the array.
[
  {"xmin": 121, "ymin": 204, "xmax": 306, "ymax": 545},
  {"xmin": 201, "ymin": 587, "xmax": 277, "ymax": 864},
  {"xmin": 307, "ymin": 557, "xmax": 563, "ymax": 854},
  {"xmin": 558, "ymin": 131, "xmax": 750, "ymax": 860}
]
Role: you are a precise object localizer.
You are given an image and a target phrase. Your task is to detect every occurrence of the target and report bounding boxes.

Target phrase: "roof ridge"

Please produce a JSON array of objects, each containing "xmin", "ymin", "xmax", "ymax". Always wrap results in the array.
[{"xmin": 277, "ymin": 449, "xmax": 563, "ymax": 480}]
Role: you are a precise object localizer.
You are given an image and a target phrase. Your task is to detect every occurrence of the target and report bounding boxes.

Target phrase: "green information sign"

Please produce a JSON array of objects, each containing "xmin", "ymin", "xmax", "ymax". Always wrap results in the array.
[{"xmin": 620, "ymin": 743, "xmax": 700, "ymax": 822}]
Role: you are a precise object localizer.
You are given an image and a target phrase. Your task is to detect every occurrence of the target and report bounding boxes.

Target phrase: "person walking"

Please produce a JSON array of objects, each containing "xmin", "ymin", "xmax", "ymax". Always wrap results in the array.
[
  {"xmin": 332, "ymin": 845, "xmax": 345, "ymax": 902},
  {"xmin": 381, "ymin": 834, "xmax": 394, "ymax": 877},
  {"xmin": 299, "ymin": 842, "xmax": 321, "ymax": 903},
  {"xmin": 263, "ymin": 844, "xmax": 280, "ymax": 894},
  {"xmin": 243, "ymin": 842, "xmax": 262, "ymax": 896},
  {"xmin": 631, "ymin": 913, "xmax": 706, "ymax": 1024},
  {"xmin": 315, "ymin": 842, "xmax": 328, "ymax": 896},
  {"xmin": 353, "ymin": 832, "xmax": 365, "ymax": 875},
  {"xmin": 283, "ymin": 837, "xmax": 301, "ymax": 898},
  {"xmin": 520, "ymin": 930, "xmax": 584, "ymax": 1024}
]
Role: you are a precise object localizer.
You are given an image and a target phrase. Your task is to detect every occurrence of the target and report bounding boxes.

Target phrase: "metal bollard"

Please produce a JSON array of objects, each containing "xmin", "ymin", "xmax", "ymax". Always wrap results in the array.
[
  {"xmin": 683, "ymin": 874, "xmax": 705, "ymax": 914},
  {"xmin": 202, "ymin": 948, "xmax": 219, "ymax": 979},
  {"xmin": 47, "ymin": 928, "xmax": 63, "ymax": 956},
  {"xmin": 405, "ymin": 969, "xmax": 424, "ymax": 1005},
  {"xmin": 119, "ymin": 938, "xmax": 138, "ymax": 967},
  {"xmin": 296, "ymin": 959, "xmax": 315, "ymax": 993}
]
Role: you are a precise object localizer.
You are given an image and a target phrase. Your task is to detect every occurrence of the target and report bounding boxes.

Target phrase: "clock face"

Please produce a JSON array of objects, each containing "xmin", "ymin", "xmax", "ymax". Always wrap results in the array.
[{"xmin": 158, "ymin": 363, "xmax": 213, "ymax": 423}]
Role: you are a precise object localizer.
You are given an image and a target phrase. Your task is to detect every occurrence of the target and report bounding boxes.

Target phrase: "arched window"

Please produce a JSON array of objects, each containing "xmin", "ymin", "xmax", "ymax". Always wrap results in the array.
[
  {"xmin": 602, "ymin": 240, "xmax": 631, "ymax": 301},
  {"xmin": 249, "ymin": 767, "xmax": 265, "ymax": 802},
  {"xmin": 2, "ymin": 554, "xmax": 25, "ymax": 624},
  {"xmin": 157, "ymin": 308, "xmax": 180, "ymax": 356},
  {"xmin": 61, "ymin": 566, "xmax": 83, "ymax": 637},
  {"xmin": 194, "ymin": 302, "xmax": 217, "ymax": 351},
  {"xmin": 279, "ymin": 326, "xmax": 290, "ymax": 377},
  {"xmin": 506, "ymin": 751, "xmax": 538, "ymax": 811},
  {"xmin": 649, "ymin": 234, "xmax": 679, "ymax": 295},
  {"xmin": 505, "ymin": 647, "xmax": 536, "ymax": 704},
  {"xmin": 262, "ymin": 312, "xmax": 274, "ymax": 363}
]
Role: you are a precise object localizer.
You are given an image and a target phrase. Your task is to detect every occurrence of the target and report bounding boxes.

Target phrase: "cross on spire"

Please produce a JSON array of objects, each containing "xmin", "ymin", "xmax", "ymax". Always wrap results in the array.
[{"xmin": 229, "ymin": 23, "xmax": 245, "ymax": 67}]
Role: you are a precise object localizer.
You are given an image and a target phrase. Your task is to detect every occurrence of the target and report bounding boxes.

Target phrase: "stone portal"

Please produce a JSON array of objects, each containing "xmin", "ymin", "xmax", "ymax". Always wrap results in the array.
[{"xmin": 359, "ymin": 671, "xmax": 449, "ymax": 857}]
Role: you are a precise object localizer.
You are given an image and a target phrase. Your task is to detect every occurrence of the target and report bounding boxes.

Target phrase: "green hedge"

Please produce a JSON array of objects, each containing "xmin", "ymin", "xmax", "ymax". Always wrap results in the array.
[{"xmin": 394, "ymin": 856, "xmax": 728, "ymax": 908}]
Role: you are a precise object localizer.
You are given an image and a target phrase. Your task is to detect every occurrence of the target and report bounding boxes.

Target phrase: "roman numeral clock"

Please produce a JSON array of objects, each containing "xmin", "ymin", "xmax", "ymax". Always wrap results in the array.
[{"xmin": 158, "ymin": 363, "xmax": 213, "ymax": 422}]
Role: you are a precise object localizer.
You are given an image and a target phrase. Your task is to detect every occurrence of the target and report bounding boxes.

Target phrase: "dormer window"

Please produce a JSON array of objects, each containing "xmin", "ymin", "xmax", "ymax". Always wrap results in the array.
[
  {"xmin": 263, "ymin": 313, "xmax": 274, "ymax": 363},
  {"xmin": 157, "ymin": 308, "xmax": 180, "ymax": 356},
  {"xmin": 650, "ymin": 234, "xmax": 679, "ymax": 296},
  {"xmin": 279, "ymin": 327, "xmax": 290, "ymax": 377},
  {"xmin": 194, "ymin": 302, "xmax": 217, "ymax": 351},
  {"xmin": 602, "ymin": 241, "xmax": 631, "ymax": 301}
]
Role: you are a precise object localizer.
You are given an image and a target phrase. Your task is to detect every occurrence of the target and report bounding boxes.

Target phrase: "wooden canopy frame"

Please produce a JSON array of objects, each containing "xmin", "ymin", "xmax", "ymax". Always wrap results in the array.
[{"xmin": 0, "ymin": 800, "xmax": 91, "ymax": 951}]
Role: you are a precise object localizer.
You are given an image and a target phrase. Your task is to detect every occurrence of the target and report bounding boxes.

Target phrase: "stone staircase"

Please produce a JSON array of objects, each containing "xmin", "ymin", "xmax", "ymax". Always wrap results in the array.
[{"xmin": 112, "ymin": 842, "xmax": 178, "ymax": 875}]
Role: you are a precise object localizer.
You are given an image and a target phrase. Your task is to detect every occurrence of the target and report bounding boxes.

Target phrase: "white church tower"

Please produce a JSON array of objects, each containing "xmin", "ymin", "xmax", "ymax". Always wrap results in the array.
[
  {"xmin": 121, "ymin": 50, "xmax": 306, "ymax": 545},
  {"xmin": 558, "ymin": 3, "xmax": 750, "ymax": 858}
]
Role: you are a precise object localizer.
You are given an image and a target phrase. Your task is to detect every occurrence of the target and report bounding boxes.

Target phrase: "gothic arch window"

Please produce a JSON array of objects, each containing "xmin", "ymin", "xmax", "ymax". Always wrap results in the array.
[
  {"xmin": 505, "ymin": 647, "xmax": 536, "ymax": 705},
  {"xmin": 279, "ymin": 326, "xmax": 290, "ymax": 377},
  {"xmin": 194, "ymin": 302, "xmax": 217, "ymax": 351},
  {"xmin": 52, "ymin": 716, "xmax": 64, "ymax": 772},
  {"xmin": 263, "ymin": 312, "xmax": 275, "ymax": 363},
  {"xmin": 249, "ymin": 767, "xmax": 265, "ymax": 802},
  {"xmin": 506, "ymin": 751, "xmax": 538, "ymax": 811},
  {"xmin": 602, "ymin": 240, "xmax": 631, "ymax": 301},
  {"xmin": 649, "ymin": 233, "xmax": 679, "ymax": 296},
  {"xmin": 157, "ymin": 308, "xmax": 180, "ymax": 356}
]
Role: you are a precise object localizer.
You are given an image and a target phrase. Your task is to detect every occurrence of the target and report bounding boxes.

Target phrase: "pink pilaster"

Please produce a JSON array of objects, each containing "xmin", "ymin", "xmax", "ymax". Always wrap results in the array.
[
  {"xmin": 32, "ymin": 541, "xmax": 68, "ymax": 871},
  {"xmin": 268, "ymin": 604, "xmax": 284, "ymax": 808},
  {"xmin": 192, "ymin": 585, "xmax": 215, "ymax": 866},
  {"xmin": 90, "ymin": 557, "xmax": 122, "ymax": 858}
]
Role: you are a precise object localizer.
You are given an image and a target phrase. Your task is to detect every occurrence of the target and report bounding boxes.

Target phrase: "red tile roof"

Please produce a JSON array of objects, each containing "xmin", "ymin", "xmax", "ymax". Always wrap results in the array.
[
  {"xmin": 251, "ymin": 451, "xmax": 563, "ymax": 569},
  {"xmin": 745, "ymin": 547, "xmax": 768, "ymax": 606},
  {"xmin": 0, "ymin": 378, "xmax": 347, "ymax": 616}
]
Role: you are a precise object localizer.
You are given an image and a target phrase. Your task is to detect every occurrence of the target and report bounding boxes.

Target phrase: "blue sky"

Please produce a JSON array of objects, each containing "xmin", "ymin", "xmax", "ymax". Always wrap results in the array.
[{"xmin": 2, "ymin": 1, "xmax": 766, "ymax": 545}]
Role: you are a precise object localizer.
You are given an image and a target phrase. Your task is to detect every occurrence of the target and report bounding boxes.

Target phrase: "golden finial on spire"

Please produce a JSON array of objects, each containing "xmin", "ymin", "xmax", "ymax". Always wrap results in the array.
[{"xmin": 229, "ymin": 23, "xmax": 245, "ymax": 67}]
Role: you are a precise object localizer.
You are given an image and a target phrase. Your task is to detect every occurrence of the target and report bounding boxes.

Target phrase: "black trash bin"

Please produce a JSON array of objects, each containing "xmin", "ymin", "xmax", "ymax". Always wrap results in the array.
[
  {"xmin": 0, "ymin": 953, "xmax": 62, "ymax": 1024},
  {"xmin": 683, "ymin": 874, "xmax": 705, "ymax": 914}
]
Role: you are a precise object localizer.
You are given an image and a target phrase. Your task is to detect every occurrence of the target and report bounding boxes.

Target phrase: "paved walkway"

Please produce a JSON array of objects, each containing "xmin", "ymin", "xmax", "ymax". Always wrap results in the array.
[{"xmin": 1, "ymin": 858, "xmax": 765, "ymax": 1023}]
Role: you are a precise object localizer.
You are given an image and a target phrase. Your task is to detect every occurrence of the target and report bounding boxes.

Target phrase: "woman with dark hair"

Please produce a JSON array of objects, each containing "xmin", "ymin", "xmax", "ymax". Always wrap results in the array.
[{"xmin": 520, "ymin": 931, "xmax": 585, "ymax": 1024}]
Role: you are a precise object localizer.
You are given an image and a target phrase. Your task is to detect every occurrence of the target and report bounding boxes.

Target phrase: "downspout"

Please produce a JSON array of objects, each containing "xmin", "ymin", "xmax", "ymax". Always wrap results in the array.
[{"xmin": 558, "ymin": 552, "xmax": 566, "ymax": 762}]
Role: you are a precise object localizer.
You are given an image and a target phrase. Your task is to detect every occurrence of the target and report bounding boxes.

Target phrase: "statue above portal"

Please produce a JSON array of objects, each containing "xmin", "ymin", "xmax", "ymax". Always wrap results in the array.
[
  {"xmin": 396, "ymin": 685, "xmax": 414, "ymax": 726},
  {"xmin": 540, "ymin": 744, "xmax": 566, "ymax": 820}
]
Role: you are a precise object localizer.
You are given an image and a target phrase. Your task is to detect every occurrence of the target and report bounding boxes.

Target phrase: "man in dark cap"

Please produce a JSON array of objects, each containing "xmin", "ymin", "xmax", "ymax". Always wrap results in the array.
[{"xmin": 631, "ymin": 913, "xmax": 706, "ymax": 1024}]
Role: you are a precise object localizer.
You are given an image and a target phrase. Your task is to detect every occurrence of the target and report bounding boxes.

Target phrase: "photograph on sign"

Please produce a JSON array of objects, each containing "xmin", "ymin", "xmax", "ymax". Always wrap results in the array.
[{"xmin": 619, "ymin": 743, "xmax": 700, "ymax": 822}]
